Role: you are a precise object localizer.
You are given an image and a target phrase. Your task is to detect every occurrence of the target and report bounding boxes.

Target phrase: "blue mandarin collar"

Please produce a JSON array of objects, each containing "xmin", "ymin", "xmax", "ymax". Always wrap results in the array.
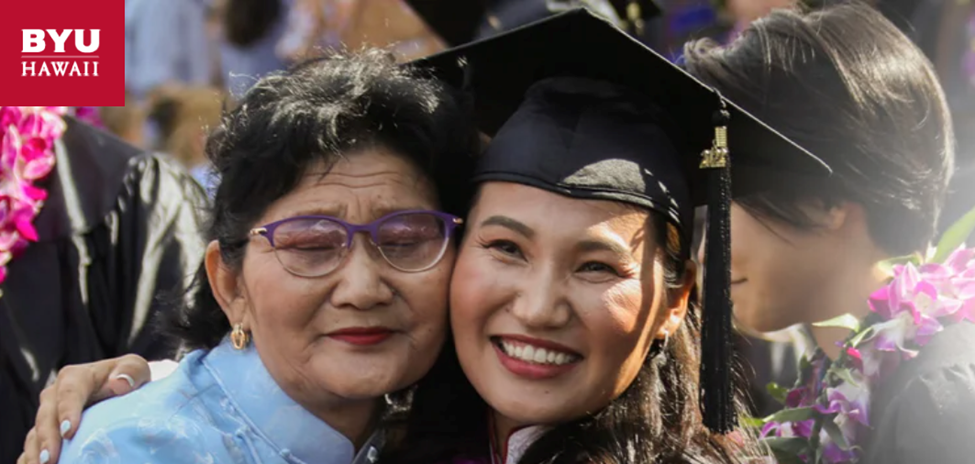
[{"xmin": 201, "ymin": 339, "xmax": 384, "ymax": 464}]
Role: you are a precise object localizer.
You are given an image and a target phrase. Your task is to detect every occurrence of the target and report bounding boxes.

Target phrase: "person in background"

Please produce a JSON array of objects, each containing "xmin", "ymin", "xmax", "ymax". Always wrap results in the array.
[
  {"xmin": 97, "ymin": 93, "xmax": 147, "ymax": 149},
  {"xmin": 1, "ymin": 111, "xmax": 207, "ymax": 464},
  {"xmin": 274, "ymin": 0, "xmax": 445, "ymax": 63},
  {"xmin": 686, "ymin": 4, "xmax": 973, "ymax": 462},
  {"xmin": 125, "ymin": 0, "xmax": 216, "ymax": 99},
  {"xmin": 214, "ymin": 0, "xmax": 293, "ymax": 96},
  {"xmin": 275, "ymin": 0, "xmax": 345, "ymax": 63},
  {"xmin": 148, "ymin": 85, "xmax": 227, "ymax": 194}
]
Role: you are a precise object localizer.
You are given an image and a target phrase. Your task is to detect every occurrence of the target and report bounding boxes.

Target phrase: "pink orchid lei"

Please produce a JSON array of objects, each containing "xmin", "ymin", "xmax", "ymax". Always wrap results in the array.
[
  {"xmin": 0, "ymin": 106, "xmax": 67, "ymax": 288},
  {"xmin": 757, "ymin": 237, "xmax": 975, "ymax": 464}
]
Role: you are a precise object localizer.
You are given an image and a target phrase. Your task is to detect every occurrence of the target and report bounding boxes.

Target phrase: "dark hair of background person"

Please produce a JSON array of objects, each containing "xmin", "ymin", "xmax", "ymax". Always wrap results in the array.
[
  {"xmin": 160, "ymin": 49, "xmax": 480, "ymax": 351},
  {"xmin": 389, "ymin": 213, "xmax": 758, "ymax": 464},
  {"xmin": 224, "ymin": 0, "xmax": 283, "ymax": 47},
  {"xmin": 683, "ymin": 1, "xmax": 955, "ymax": 256}
]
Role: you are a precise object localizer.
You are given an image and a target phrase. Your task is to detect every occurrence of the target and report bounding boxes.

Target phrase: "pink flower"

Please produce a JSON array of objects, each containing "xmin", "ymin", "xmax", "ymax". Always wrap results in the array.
[
  {"xmin": 846, "ymin": 347, "xmax": 863, "ymax": 372},
  {"xmin": 821, "ymin": 375, "xmax": 870, "ymax": 428},
  {"xmin": 0, "ymin": 107, "xmax": 23, "ymax": 130},
  {"xmin": 764, "ymin": 246, "xmax": 975, "ymax": 463},
  {"xmin": 0, "ymin": 106, "xmax": 62, "ymax": 279},
  {"xmin": 762, "ymin": 419, "xmax": 815, "ymax": 440},
  {"xmin": 821, "ymin": 431, "xmax": 858, "ymax": 464}
]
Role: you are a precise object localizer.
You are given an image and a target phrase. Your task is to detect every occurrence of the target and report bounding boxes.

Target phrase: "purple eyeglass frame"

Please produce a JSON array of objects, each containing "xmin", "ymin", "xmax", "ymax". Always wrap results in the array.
[{"xmin": 249, "ymin": 209, "xmax": 464, "ymax": 275}]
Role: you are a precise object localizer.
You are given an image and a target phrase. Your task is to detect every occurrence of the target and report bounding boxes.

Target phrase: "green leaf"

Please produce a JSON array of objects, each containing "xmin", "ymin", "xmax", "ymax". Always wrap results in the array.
[
  {"xmin": 847, "ymin": 327, "xmax": 874, "ymax": 349},
  {"xmin": 932, "ymin": 204, "xmax": 975, "ymax": 264},
  {"xmin": 765, "ymin": 406, "xmax": 818, "ymax": 424},
  {"xmin": 830, "ymin": 367, "xmax": 862, "ymax": 388},
  {"xmin": 741, "ymin": 415, "xmax": 765, "ymax": 430},
  {"xmin": 765, "ymin": 437, "xmax": 811, "ymax": 464},
  {"xmin": 767, "ymin": 382, "xmax": 790, "ymax": 404},
  {"xmin": 771, "ymin": 448, "xmax": 809, "ymax": 464},
  {"xmin": 812, "ymin": 314, "xmax": 861, "ymax": 332},
  {"xmin": 877, "ymin": 253, "xmax": 922, "ymax": 277},
  {"xmin": 822, "ymin": 419, "xmax": 852, "ymax": 450}
]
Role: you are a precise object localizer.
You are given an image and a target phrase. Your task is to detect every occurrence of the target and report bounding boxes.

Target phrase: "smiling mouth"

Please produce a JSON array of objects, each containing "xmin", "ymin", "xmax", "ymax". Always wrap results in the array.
[{"xmin": 491, "ymin": 336, "xmax": 582, "ymax": 366}]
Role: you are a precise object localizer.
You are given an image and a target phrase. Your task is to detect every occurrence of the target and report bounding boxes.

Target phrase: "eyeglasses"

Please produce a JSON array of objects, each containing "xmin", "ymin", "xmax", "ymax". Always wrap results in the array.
[{"xmin": 250, "ymin": 210, "xmax": 463, "ymax": 277}]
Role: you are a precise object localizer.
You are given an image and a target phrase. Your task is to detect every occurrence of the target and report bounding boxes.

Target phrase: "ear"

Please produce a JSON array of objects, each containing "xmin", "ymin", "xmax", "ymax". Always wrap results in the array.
[
  {"xmin": 205, "ymin": 240, "xmax": 251, "ymax": 329},
  {"xmin": 656, "ymin": 260, "xmax": 697, "ymax": 339},
  {"xmin": 799, "ymin": 198, "xmax": 850, "ymax": 232}
]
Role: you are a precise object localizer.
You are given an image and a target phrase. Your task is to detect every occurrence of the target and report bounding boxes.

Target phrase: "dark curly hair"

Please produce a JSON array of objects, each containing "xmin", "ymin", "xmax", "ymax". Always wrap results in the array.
[{"xmin": 162, "ymin": 49, "xmax": 479, "ymax": 349}]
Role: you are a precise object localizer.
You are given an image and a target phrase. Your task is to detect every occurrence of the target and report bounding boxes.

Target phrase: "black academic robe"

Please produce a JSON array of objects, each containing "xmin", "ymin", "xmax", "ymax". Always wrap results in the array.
[
  {"xmin": 0, "ymin": 117, "xmax": 207, "ymax": 464},
  {"xmin": 861, "ymin": 322, "xmax": 975, "ymax": 464}
]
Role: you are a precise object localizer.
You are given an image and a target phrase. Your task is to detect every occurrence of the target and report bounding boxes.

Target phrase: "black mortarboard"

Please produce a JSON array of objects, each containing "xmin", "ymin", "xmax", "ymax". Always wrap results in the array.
[
  {"xmin": 405, "ymin": 0, "xmax": 661, "ymax": 46},
  {"xmin": 409, "ymin": 8, "xmax": 831, "ymax": 433}
]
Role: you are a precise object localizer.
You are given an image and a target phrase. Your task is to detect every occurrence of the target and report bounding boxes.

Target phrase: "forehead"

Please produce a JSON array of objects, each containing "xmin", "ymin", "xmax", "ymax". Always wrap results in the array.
[
  {"xmin": 473, "ymin": 182, "xmax": 650, "ymax": 236},
  {"xmin": 265, "ymin": 147, "xmax": 439, "ymax": 219}
]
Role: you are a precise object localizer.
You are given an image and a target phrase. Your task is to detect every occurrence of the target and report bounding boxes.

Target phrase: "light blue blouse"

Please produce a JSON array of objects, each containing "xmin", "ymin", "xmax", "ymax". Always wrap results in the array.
[{"xmin": 60, "ymin": 339, "xmax": 384, "ymax": 464}]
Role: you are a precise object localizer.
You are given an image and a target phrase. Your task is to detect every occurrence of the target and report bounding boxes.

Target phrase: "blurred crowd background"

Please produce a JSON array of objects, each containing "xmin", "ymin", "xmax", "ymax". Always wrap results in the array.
[
  {"xmin": 107, "ymin": 0, "xmax": 975, "ymax": 416},
  {"xmin": 109, "ymin": 0, "xmax": 975, "ymax": 229}
]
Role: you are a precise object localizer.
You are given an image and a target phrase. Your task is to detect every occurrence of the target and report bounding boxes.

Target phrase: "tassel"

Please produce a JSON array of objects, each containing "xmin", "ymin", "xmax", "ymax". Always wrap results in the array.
[{"xmin": 699, "ymin": 107, "xmax": 736, "ymax": 434}]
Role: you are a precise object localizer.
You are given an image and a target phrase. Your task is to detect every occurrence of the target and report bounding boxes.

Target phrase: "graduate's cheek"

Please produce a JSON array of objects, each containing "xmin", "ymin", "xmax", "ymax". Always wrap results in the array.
[
  {"xmin": 449, "ymin": 239, "xmax": 519, "ymax": 387},
  {"xmin": 571, "ymin": 276, "xmax": 658, "ymax": 408}
]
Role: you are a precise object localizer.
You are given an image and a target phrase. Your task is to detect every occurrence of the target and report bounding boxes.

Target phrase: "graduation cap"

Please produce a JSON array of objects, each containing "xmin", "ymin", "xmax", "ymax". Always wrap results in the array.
[
  {"xmin": 408, "ymin": 8, "xmax": 831, "ymax": 433},
  {"xmin": 404, "ymin": 0, "xmax": 661, "ymax": 46}
]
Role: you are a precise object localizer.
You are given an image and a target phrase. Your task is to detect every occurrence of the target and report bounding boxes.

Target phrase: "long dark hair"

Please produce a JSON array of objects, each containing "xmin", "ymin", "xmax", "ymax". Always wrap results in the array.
[
  {"xmin": 388, "ymin": 212, "xmax": 754, "ymax": 464},
  {"xmin": 683, "ymin": 1, "xmax": 954, "ymax": 255}
]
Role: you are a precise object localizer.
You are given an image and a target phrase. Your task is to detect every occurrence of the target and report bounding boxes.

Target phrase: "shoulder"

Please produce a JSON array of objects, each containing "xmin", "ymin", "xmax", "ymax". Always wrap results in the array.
[
  {"xmin": 122, "ymin": 152, "xmax": 208, "ymax": 207},
  {"xmin": 60, "ymin": 353, "xmax": 233, "ymax": 464},
  {"xmin": 863, "ymin": 322, "xmax": 975, "ymax": 463},
  {"xmin": 60, "ymin": 413, "xmax": 232, "ymax": 464},
  {"xmin": 885, "ymin": 322, "xmax": 975, "ymax": 407}
]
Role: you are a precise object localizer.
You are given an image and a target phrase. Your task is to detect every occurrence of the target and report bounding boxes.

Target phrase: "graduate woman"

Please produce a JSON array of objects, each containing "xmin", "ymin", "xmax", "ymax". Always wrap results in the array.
[{"xmin": 19, "ymin": 10, "xmax": 832, "ymax": 464}]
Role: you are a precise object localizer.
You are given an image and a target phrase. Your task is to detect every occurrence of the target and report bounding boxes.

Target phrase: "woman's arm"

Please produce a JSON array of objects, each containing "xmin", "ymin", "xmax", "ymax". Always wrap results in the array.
[{"xmin": 17, "ymin": 355, "xmax": 152, "ymax": 464}]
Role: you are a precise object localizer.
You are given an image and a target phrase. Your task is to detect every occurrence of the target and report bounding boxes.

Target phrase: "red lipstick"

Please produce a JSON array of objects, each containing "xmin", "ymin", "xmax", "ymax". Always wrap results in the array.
[
  {"xmin": 492, "ymin": 335, "xmax": 582, "ymax": 380},
  {"xmin": 327, "ymin": 327, "xmax": 393, "ymax": 346}
]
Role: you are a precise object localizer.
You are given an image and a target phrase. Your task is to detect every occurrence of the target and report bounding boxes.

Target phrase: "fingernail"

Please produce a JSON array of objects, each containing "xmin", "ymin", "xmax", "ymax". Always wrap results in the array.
[
  {"xmin": 115, "ymin": 374, "xmax": 135, "ymax": 388},
  {"xmin": 60, "ymin": 419, "xmax": 71, "ymax": 437},
  {"xmin": 40, "ymin": 448, "xmax": 50, "ymax": 464}
]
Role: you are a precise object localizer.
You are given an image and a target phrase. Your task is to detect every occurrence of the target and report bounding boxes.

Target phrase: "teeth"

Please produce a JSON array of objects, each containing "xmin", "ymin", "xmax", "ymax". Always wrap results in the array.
[{"xmin": 499, "ymin": 340, "xmax": 578, "ymax": 366}]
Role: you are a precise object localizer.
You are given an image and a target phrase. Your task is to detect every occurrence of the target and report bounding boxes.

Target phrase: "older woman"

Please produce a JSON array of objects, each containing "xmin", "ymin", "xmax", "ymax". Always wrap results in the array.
[
  {"xmin": 33, "ymin": 49, "xmax": 478, "ymax": 464},
  {"xmin": 21, "ymin": 9, "xmax": 834, "ymax": 464}
]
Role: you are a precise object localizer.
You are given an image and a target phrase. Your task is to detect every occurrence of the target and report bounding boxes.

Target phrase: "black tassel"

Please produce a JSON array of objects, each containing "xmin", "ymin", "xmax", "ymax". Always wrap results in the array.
[{"xmin": 700, "ymin": 107, "xmax": 736, "ymax": 434}]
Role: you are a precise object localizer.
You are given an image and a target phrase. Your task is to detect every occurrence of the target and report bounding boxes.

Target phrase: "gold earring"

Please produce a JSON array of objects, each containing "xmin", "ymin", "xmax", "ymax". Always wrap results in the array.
[{"xmin": 231, "ymin": 323, "xmax": 250, "ymax": 350}]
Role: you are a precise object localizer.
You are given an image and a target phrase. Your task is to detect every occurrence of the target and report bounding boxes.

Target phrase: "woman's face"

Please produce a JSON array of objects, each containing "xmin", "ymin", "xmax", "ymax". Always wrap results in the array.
[
  {"xmin": 450, "ymin": 182, "xmax": 691, "ymax": 426},
  {"xmin": 209, "ymin": 148, "xmax": 452, "ymax": 409},
  {"xmin": 728, "ymin": 202, "xmax": 846, "ymax": 332}
]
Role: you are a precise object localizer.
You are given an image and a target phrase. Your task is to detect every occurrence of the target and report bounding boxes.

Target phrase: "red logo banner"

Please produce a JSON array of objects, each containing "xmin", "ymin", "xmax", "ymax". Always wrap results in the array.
[{"xmin": 0, "ymin": 0, "xmax": 124, "ymax": 106}]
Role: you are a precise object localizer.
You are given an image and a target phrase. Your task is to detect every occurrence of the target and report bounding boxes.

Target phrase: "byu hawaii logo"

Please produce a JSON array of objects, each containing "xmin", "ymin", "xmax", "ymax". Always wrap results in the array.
[{"xmin": 21, "ymin": 29, "xmax": 101, "ymax": 77}]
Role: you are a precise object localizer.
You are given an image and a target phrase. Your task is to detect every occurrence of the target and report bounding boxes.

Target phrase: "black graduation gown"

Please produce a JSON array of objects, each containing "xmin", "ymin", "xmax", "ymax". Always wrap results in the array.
[
  {"xmin": 0, "ymin": 117, "xmax": 207, "ymax": 464},
  {"xmin": 861, "ymin": 322, "xmax": 975, "ymax": 464}
]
